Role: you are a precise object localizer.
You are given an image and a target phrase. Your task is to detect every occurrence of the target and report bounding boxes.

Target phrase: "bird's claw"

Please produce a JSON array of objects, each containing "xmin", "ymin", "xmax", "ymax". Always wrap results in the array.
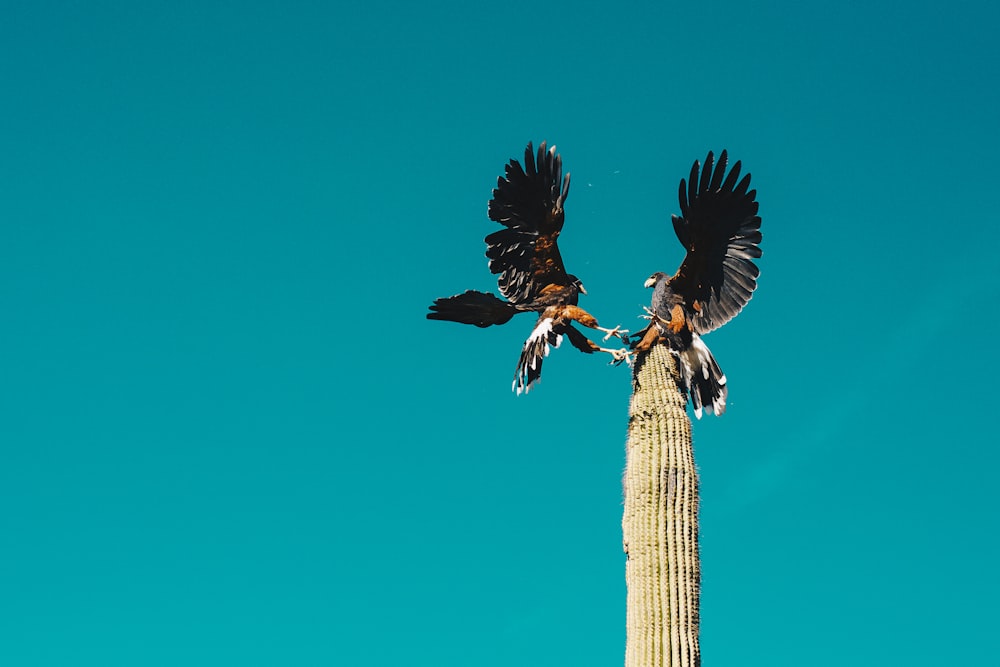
[
  {"xmin": 609, "ymin": 348, "xmax": 633, "ymax": 367},
  {"xmin": 601, "ymin": 324, "xmax": 630, "ymax": 342}
]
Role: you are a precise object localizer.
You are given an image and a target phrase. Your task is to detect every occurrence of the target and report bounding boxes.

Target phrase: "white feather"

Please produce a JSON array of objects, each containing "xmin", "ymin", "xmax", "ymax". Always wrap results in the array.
[{"xmin": 527, "ymin": 317, "xmax": 555, "ymax": 344}]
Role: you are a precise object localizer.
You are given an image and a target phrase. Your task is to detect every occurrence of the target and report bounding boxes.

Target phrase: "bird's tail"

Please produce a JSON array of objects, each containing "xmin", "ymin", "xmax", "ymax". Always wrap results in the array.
[
  {"xmin": 427, "ymin": 290, "xmax": 519, "ymax": 327},
  {"xmin": 513, "ymin": 317, "xmax": 563, "ymax": 395},
  {"xmin": 676, "ymin": 336, "xmax": 727, "ymax": 419}
]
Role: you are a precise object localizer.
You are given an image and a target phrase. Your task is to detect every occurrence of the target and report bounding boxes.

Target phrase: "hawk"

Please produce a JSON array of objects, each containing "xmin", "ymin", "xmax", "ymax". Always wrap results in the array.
[
  {"xmin": 428, "ymin": 141, "xmax": 629, "ymax": 394},
  {"xmin": 631, "ymin": 150, "xmax": 762, "ymax": 418}
]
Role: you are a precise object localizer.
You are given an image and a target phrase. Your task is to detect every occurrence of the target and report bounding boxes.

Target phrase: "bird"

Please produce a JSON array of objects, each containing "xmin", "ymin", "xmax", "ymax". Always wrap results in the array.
[
  {"xmin": 630, "ymin": 150, "xmax": 762, "ymax": 418},
  {"xmin": 427, "ymin": 141, "xmax": 629, "ymax": 394}
]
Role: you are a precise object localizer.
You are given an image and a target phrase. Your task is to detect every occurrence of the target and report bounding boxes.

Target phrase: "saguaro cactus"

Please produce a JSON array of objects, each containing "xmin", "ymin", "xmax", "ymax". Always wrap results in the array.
[{"xmin": 623, "ymin": 342, "xmax": 701, "ymax": 667}]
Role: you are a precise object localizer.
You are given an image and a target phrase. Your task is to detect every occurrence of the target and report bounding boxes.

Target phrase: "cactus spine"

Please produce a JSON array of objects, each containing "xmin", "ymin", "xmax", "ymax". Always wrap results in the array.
[{"xmin": 623, "ymin": 342, "xmax": 701, "ymax": 667}]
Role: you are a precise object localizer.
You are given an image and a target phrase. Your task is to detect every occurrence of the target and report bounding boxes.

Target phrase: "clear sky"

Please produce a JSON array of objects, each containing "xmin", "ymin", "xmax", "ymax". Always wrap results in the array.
[{"xmin": 2, "ymin": 1, "xmax": 998, "ymax": 665}]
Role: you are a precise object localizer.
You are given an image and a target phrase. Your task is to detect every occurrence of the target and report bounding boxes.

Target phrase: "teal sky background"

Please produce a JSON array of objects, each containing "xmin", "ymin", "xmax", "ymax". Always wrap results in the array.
[{"xmin": 3, "ymin": 1, "xmax": 998, "ymax": 665}]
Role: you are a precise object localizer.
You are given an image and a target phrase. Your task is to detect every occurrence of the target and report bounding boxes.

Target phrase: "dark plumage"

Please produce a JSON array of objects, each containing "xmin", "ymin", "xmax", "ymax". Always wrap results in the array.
[
  {"xmin": 632, "ymin": 150, "xmax": 762, "ymax": 418},
  {"xmin": 428, "ymin": 141, "xmax": 628, "ymax": 394}
]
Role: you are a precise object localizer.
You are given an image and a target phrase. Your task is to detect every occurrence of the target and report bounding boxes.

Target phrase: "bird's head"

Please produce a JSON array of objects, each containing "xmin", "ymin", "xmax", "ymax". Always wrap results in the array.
[
  {"xmin": 644, "ymin": 272, "xmax": 667, "ymax": 288},
  {"xmin": 568, "ymin": 274, "xmax": 587, "ymax": 295}
]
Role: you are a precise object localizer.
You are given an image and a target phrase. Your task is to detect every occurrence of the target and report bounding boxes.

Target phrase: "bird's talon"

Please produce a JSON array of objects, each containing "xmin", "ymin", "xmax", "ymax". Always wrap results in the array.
[
  {"xmin": 601, "ymin": 325, "xmax": 629, "ymax": 342},
  {"xmin": 608, "ymin": 348, "xmax": 632, "ymax": 367},
  {"xmin": 600, "ymin": 325, "xmax": 618, "ymax": 341}
]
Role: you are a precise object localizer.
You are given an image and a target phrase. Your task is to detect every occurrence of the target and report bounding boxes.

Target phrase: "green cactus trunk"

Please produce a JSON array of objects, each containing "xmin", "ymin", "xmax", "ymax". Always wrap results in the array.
[{"xmin": 623, "ymin": 342, "xmax": 701, "ymax": 667}]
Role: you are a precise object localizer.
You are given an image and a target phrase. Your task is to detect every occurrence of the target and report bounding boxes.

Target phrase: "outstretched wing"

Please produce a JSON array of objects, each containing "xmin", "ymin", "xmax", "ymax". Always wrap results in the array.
[
  {"xmin": 427, "ymin": 290, "xmax": 519, "ymax": 327},
  {"xmin": 485, "ymin": 141, "xmax": 572, "ymax": 306},
  {"xmin": 669, "ymin": 150, "xmax": 762, "ymax": 334}
]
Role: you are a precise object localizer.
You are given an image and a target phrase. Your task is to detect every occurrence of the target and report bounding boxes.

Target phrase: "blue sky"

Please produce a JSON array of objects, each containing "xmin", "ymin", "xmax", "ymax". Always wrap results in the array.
[{"xmin": 2, "ymin": 1, "xmax": 998, "ymax": 665}]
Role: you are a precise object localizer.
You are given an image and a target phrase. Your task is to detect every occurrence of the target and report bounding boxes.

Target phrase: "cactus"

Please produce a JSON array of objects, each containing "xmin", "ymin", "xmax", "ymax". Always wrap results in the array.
[{"xmin": 623, "ymin": 342, "xmax": 701, "ymax": 667}]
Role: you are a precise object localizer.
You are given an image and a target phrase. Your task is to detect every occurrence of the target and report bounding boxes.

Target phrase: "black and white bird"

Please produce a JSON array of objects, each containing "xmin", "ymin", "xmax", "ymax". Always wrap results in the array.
[
  {"xmin": 428, "ymin": 141, "xmax": 629, "ymax": 394},
  {"xmin": 631, "ymin": 150, "xmax": 762, "ymax": 418}
]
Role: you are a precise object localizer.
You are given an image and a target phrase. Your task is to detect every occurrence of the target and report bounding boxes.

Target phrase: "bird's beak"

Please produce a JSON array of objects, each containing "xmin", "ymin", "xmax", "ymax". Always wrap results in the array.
[
  {"xmin": 578, "ymin": 284, "xmax": 587, "ymax": 295},
  {"xmin": 643, "ymin": 277, "xmax": 657, "ymax": 288}
]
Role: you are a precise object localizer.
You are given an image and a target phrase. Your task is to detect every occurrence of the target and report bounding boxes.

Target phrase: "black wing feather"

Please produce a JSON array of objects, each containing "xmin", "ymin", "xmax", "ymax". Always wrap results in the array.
[
  {"xmin": 669, "ymin": 150, "xmax": 762, "ymax": 334},
  {"xmin": 485, "ymin": 141, "xmax": 572, "ymax": 306},
  {"xmin": 427, "ymin": 290, "xmax": 520, "ymax": 327}
]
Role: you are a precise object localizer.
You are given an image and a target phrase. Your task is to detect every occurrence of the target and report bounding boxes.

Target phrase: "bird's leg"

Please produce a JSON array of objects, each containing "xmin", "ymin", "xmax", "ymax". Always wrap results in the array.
[
  {"xmin": 630, "ymin": 324, "xmax": 664, "ymax": 354},
  {"xmin": 665, "ymin": 304, "xmax": 686, "ymax": 334},
  {"xmin": 561, "ymin": 319, "xmax": 632, "ymax": 365},
  {"xmin": 640, "ymin": 306, "xmax": 683, "ymax": 333},
  {"xmin": 627, "ymin": 308, "xmax": 661, "ymax": 346},
  {"xmin": 596, "ymin": 324, "xmax": 630, "ymax": 342},
  {"xmin": 613, "ymin": 348, "xmax": 634, "ymax": 367},
  {"xmin": 597, "ymin": 346, "xmax": 633, "ymax": 367},
  {"xmin": 560, "ymin": 305, "xmax": 629, "ymax": 342}
]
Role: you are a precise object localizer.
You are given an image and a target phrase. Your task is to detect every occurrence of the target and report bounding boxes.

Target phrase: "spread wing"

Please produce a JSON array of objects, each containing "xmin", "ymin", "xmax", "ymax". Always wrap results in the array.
[
  {"xmin": 485, "ymin": 141, "xmax": 572, "ymax": 306},
  {"xmin": 669, "ymin": 150, "xmax": 762, "ymax": 334}
]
